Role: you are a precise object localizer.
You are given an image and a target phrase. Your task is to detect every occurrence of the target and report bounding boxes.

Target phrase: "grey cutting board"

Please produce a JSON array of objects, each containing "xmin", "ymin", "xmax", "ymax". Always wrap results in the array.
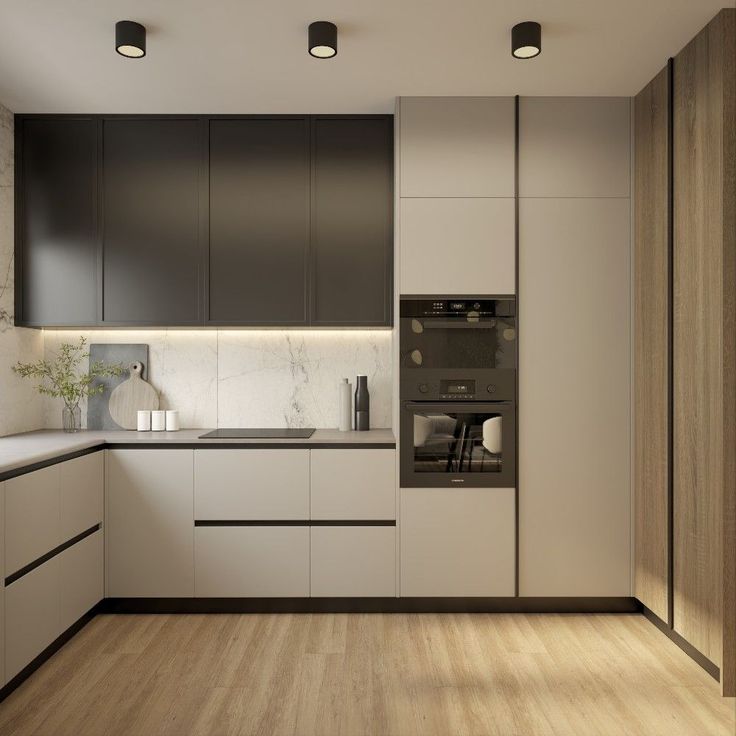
[{"xmin": 88, "ymin": 344, "xmax": 152, "ymax": 430}]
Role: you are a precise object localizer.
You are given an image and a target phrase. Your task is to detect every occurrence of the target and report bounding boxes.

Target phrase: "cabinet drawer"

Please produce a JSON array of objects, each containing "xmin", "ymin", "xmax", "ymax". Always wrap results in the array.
[
  {"xmin": 311, "ymin": 449, "xmax": 395, "ymax": 520},
  {"xmin": 400, "ymin": 487, "xmax": 515, "ymax": 597},
  {"xmin": 59, "ymin": 530, "xmax": 103, "ymax": 632},
  {"xmin": 195, "ymin": 525, "xmax": 309, "ymax": 597},
  {"xmin": 6, "ymin": 465, "xmax": 60, "ymax": 576},
  {"xmin": 311, "ymin": 526, "xmax": 395, "ymax": 597},
  {"xmin": 194, "ymin": 449, "xmax": 309, "ymax": 520},
  {"xmin": 60, "ymin": 452, "xmax": 103, "ymax": 541},
  {"xmin": 5, "ymin": 557, "xmax": 61, "ymax": 680}
]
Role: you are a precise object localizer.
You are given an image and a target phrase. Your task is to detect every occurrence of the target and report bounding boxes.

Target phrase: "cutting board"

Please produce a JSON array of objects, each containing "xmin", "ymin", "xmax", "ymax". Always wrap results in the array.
[
  {"xmin": 88, "ymin": 344, "xmax": 153, "ymax": 430},
  {"xmin": 109, "ymin": 362, "xmax": 159, "ymax": 430}
]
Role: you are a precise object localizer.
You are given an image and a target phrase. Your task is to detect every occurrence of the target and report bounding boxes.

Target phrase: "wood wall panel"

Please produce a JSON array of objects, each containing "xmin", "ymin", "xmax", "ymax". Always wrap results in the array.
[
  {"xmin": 634, "ymin": 67, "xmax": 670, "ymax": 624},
  {"xmin": 673, "ymin": 9, "xmax": 736, "ymax": 693}
]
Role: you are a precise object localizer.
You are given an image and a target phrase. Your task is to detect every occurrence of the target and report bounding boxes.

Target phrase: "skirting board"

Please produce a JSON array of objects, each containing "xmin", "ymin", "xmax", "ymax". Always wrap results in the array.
[
  {"xmin": 641, "ymin": 603, "xmax": 720, "ymax": 682},
  {"xmin": 101, "ymin": 597, "xmax": 640, "ymax": 615}
]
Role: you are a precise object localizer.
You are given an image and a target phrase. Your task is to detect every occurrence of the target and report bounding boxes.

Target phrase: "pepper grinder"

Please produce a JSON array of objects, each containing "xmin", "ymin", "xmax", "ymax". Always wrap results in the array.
[{"xmin": 354, "ymin": 375, "xmax": 370, "ymax": 431}]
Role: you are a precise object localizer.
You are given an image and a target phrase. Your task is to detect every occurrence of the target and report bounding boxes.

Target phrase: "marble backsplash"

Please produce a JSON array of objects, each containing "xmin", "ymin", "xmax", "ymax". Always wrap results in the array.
[
  {"xmin": 0, "ymin": 102, "xmax": 46, "ymax": 437},
  {"xmin": 43, "ymin": 330, "xmax": 393, "ymax": 430}
]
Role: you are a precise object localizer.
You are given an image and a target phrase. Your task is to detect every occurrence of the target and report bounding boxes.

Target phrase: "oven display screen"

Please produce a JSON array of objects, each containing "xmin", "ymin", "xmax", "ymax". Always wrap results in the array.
[{"xmin": 441, "ymin": 380, "xmax": 475, "ymax": 394}]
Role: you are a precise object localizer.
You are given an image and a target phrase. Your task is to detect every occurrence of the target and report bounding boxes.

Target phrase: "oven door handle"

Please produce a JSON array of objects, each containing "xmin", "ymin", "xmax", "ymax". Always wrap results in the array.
[
  {"xmin": 403, "ymin": 401, "xmax": 513, "ymax": 413},
  {"xmin": 421, "ymin": 320, "xmax": 496, "ymax": 329}
]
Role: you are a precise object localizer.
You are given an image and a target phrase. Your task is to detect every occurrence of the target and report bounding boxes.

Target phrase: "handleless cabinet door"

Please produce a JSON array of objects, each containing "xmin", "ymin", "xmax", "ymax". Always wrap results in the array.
[
  {"xmin": 106, "ymin": 449, "xmax": 194, "ymax": 597},
  {"xmin": 311, "ymin": 449, "xmax": 396, "ymax": 520},
  {"xmin": 519, "ymin": 98, "xmax": 631, "ymax": 198},
  {"xmin": 59, "ymin": 451, "xmax": 103, "ymax": 541},
  {"xmin": 209, "ymin": 118, "xmax": 309, "ymax": 325},
  {"xmin": 102, "ymin": 119, "xmax": 202, "ymax": 324},
  {"xmin": 5, "ymin": 465, "xmax": 60, "ymax": 576},
  {"xmin": 399, "ymin": 97, "xmax": 515, "ymax": 197},
  {"xmin": 18, "ymin": 117, "xmax": 98, "ymax": 325},
  {"xmin": 400, "ymin": 197, "xmax": 515, "ymax": 295},
  {"xmin": 194, "ymin": 449, "xmax": 309, "ymax": 520},
  {"xmin": 58, "ymin": 529, "xmax": 103, "ymax": 632},
  {"xmin": 311, "ymin": 117, "xmax": 393, "ymax": 325}
]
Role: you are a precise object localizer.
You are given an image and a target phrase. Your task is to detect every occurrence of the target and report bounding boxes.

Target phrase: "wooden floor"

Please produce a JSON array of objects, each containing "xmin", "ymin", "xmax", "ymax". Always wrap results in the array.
[{"xmin": 0, "ymin": 613, "xmax": 732, "ymax": 736}]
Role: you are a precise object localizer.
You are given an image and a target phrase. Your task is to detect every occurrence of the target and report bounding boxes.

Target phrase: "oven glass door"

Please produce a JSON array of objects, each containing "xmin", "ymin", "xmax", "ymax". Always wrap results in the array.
[
  {"xmin": 401, "ymin": 401, "xmax": 516, "ymax": 488},
  {"xmin": 400, "ymin": 316, "xmax": 516, "ymax": 371}
]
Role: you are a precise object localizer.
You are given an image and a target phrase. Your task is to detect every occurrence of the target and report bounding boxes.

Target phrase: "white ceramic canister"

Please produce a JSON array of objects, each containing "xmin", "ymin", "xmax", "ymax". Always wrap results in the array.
[
  {"xmin": 165, "ymin": 410, "xmax": 180, "ymax": 432},
  {"xmin": 137, "ymin": 410, "xmax": 152, "ymax": 432},
  {"xmin": 151, "ymin": 410, "xmax": 166, "ymax": 432}
]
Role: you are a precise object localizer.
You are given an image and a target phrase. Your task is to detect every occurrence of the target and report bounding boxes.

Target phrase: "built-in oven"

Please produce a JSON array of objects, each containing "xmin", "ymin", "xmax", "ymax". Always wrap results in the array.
[
  {"xmin": 400, "ymin": 400, "xmax": 516, "ymax": 487},
  {"xmin": 399, "ymin": 297, "xmax": 517, "ymax": 488}
]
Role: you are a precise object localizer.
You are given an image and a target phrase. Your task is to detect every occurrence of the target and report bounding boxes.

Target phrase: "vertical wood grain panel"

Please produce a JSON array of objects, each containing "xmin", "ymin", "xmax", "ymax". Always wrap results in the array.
[
  {"xmin": 673, "ymin": 10, "xmax": 736, "ymax": 691},
  {"xmin": 634, "ymin": 67, "xmax": 670, "ymax": 623}
]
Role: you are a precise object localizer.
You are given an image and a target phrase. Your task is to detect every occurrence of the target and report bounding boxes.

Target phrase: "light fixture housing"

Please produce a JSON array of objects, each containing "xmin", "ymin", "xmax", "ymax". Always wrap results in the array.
[
  {"xmin": 512, "ymin": 21, "xmax": 541, "ymax": 59},
  {"xmin": 116, "ymin": 20, "xmax": 146, "ymax": 58},
  {"xmin": 309, "ymin": 21, "xmax": 337, "ymax": 59}
]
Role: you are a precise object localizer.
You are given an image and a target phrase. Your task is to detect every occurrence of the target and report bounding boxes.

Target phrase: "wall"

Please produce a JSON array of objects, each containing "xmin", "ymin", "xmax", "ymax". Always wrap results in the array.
[
  {"xmin": 42, "ymin": 330, "xmax": 392, "ymax": 430},
  {"xmin": 0, "ymin": 102, "xmax": 44, "ymax": 437}
]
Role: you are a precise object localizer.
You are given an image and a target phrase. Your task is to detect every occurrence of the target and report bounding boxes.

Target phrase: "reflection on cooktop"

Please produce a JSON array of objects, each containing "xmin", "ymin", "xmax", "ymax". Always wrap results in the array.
[{"xmin": 198, "ymin": 428, "xmax": 316, "ymax": 439}]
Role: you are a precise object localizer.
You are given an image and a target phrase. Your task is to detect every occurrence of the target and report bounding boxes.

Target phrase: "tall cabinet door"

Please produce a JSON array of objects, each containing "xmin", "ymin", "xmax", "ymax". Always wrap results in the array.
[
  {"xmin": 17, "ymin": 118, "xmax": 98, "ymax": 326},
  {"xmin": 102, "ymin": 119, "xmax": 202, "ymax": 324},
  {"xmin": 673, "ymin": 9, "xmax": 736, "ymax": 689},
  {"xmin": 209, "ymin": 118, "xmax": 309, "ymax": 325},
  {"xmin": 311, "ymin": 117, "xmax": 393, "ymax": 325},
  {"xmin": 634, "ymin": 68, "xmax": 670, "ymax": 624}
]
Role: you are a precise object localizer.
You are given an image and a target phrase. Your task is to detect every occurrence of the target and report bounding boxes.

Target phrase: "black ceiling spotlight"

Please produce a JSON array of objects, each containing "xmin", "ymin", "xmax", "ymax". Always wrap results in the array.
[
  {"xmin": 115, "ymin": 20, "xmax": 146, "ymax": 58},
  {"xmin": 309, "ymin": 21, "xmax": 337, "ymax": 59},
  {"xmin": 512, "ymin": 21, "xmax": 541, "ymax": 59}
]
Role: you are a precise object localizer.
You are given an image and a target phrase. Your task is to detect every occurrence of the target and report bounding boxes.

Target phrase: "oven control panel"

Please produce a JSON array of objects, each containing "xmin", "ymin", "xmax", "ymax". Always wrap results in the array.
[{"xmin": 439, "ymin": 379, "xmax": 475, "ymax": 399}]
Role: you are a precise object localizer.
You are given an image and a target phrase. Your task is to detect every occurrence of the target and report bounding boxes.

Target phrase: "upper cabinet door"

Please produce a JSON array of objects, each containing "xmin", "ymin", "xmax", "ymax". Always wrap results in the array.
[
  {"xmin": 519, "ymin": 98, "xmax": 631, "ymax": 198},
  {"xmin": 102, "ymin": 119, "xmax": 202, "ymax": 324},
  {"xmin": 311, "ymin": 117, "xmax": 393, "ymax": 326},
  {"xmin": 18, "ymin": 118, "xmax": 98, "ymax": 325},
  {"xmin": 209, "ymin": 118, "xmax": 309, "ymax": 325},
  {"xmin": 399, "ymin": 97, "xmax": 515, "ymax": 197}
]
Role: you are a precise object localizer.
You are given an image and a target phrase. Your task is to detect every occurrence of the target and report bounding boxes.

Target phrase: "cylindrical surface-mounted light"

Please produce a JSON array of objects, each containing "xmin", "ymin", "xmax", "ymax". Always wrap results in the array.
[
  {"xmin": 309, "ymin": 21, "xmax": 337, "ymax": 58},
  {"xmin": 116, "ymin": 20, "xmax": 146, "ymax": 58},
  {"xmin": 512, "ymin": 21, "xmax": 541, "ymax": 59}
]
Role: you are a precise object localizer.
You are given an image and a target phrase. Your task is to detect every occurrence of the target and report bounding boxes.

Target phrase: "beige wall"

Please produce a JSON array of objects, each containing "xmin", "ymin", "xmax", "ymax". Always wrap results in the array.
[{"xmin": 0, "ymin": 102, "xmax": 45, "ymax": 437}]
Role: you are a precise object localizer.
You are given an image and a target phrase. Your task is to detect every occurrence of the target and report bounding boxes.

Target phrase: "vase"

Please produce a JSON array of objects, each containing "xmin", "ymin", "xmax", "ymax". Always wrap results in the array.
[{"xmin": 62, "ymin": 405, "xmax": 81, "ymax": 433}]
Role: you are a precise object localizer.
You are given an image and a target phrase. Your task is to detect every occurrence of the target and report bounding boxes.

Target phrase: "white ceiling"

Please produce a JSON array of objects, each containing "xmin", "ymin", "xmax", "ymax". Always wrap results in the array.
[{"xmin": 0, "ymin": 0, "xmax": 730, "ymax": 113}]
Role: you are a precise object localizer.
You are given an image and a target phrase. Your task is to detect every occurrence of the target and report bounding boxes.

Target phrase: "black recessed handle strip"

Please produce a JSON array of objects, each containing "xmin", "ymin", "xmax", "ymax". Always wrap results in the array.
[
  {"xmin": 5, "ymin": 523, "xmax": 101, "ymax": 586},
  {"xmin": 194, "ymin": 520, "xmax": 396, "ymax": 527}
]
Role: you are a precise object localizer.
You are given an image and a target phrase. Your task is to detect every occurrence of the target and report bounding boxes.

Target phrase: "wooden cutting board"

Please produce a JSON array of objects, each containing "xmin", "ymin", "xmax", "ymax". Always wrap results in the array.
[{"xmin": 108, "ymin": 362, "xmax": 159, "ymax": 430}]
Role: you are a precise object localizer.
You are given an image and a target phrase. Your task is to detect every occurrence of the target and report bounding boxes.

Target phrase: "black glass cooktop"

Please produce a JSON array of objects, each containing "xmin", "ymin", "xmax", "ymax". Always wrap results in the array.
[{"xmin": 199, "ymin": 428, "xmax": 316, "ymax": 439}]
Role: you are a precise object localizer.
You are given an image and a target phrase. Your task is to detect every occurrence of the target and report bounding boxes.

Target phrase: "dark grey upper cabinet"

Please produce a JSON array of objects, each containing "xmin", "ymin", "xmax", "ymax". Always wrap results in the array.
[
  {"xmin": 311, "ymin": 117, "xmax": 393, "ymax": 326},
  {"xmin": 17, "ymin": 118, "xmax": 98, "ymax": 325},
  {"xmin": 102, "ymin": 119, "xmax": 202, "ymax": 324},
  {"xmin": 209, "ymin": 118, "xmax": 309, "ymax": 325}
]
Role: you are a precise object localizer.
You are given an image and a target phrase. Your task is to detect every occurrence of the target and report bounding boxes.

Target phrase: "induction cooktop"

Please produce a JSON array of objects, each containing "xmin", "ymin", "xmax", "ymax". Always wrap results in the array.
[{"xmin": 198, "ymin": 428, "xmax": 316, "ymax": 439}]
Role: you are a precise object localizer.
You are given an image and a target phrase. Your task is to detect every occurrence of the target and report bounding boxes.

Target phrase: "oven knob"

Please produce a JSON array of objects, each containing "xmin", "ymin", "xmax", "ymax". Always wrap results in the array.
[
  {"xmin": 474, "ymin": 302, "xmax": 481, "ymax": 310},
  {"xmin": 419, "ymin": 383, "xmax": 429, "ymax": 394},
  {"xmin": 486, "ymin": 384, "xmax": 497, "ymax": 394}
]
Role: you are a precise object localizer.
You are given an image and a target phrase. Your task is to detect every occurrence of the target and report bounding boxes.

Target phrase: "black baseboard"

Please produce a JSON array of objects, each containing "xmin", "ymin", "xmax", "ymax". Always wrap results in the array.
[
  {"xmin": 640, "ymin": 603, "xmax": 720, "ymax": 681},
  {"xmin": 0, "ymin": 602, "xmax": 101, "ymax": 703},
  {"xmin": 101, "ymin": 596, "xmax": 641, "ymax": 615}
]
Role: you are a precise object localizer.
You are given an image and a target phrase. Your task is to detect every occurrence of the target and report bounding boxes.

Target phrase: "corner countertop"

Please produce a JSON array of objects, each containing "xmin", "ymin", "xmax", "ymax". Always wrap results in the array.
[{"xmin": 0, "ymin": 428, "xmax": 396, "ymax": 479}]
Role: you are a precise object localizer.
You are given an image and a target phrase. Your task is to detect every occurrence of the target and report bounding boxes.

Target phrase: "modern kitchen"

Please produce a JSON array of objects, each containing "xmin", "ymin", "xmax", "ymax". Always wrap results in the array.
[{"xmin": 0, "ymin": 2, "xmax": 733, "ymax": 734}]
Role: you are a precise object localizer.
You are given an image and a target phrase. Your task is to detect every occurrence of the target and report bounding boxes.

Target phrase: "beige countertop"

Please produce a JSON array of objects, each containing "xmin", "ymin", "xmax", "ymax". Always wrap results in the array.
[{"xmin": 0, "ymin": 428, "xmax": 396, "ymax": 478}]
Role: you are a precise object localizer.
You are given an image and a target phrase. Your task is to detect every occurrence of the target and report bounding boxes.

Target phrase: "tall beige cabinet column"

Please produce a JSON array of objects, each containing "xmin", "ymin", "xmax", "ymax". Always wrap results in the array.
[{"xmin": 518, "ymin": 98, "xmax": 632, "ymax": 596}]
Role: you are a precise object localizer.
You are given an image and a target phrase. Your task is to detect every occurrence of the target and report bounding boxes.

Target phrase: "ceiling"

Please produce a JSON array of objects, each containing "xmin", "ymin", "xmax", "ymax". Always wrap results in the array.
[{"xmin": 0, "ymin": 0, "xmax": 730, "ymax": 113}]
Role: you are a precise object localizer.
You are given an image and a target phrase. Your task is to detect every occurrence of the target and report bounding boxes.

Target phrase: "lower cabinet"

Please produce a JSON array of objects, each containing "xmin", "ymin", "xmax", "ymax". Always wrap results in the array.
[
  {"xmin": 311, "ymin": 526, "xmax": 396, "ymax": 597},
  {"xmin": 59, "ymin": 530, "xmax": 104, "ymax": 632},
  {"xmin": 195, "ymin": 526, "xmax": 309, "ymax": 597},
  {"xmin": 400, "ymin": 487, "xmax": 515, "ymax": 597},
  {"xmin": 106, "ymin": 449, "xmax": 194, "ymax": 597},
  {"xmin": 5, "ymin": 558, "xmax": 60, "ymax": 681}
]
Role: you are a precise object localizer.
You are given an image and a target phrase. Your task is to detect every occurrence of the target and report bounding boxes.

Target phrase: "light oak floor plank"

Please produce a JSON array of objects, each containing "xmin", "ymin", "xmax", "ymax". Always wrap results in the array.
[{"xmin": 0, "ymin": 613, "xmax": 732, "ymax": 736}]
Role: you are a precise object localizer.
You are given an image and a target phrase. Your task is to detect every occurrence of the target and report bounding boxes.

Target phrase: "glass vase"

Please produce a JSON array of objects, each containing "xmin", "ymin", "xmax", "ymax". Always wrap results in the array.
[{"xmin": 62, "ymin": 405, "xmax": 81, "ymax": 433}]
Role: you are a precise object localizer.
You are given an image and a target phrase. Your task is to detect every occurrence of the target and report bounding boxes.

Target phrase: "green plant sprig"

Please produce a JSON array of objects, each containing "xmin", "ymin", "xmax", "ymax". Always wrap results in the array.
[{"xmin": 12, "ymin": 337, "xmax": 124, "ymax": 410}]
